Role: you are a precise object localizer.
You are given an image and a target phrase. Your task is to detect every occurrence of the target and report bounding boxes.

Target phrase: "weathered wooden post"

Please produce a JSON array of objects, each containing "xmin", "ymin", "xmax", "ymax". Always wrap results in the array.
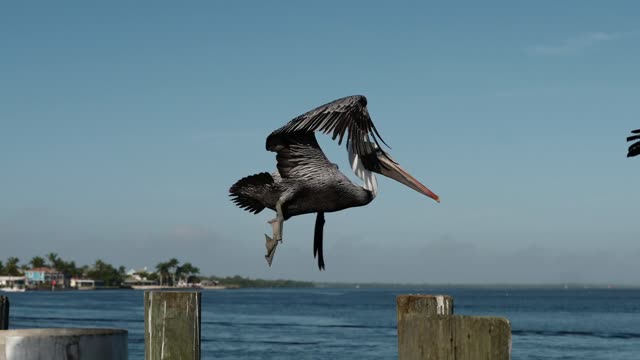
[
  {"xmin": 0, "ymin": 296, "xmax": 8, "ymax": 330},
  {"xmin": 397, "ymin": 294, "xmax": 511, "ymax": 360},
  {"xmin": 397, "ymin": 294, "xmax": 454, "ymax": 319},
  {"xmin": 144, "ymin": 291, "xmax": 201, "ymax": 360}
]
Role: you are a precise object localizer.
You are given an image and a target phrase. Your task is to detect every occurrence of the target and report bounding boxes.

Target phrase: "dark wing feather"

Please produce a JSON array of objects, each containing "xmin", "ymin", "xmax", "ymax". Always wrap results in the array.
[
  {"xmin": 229, "ymin": 172, "xmax": 274, "ymax": 214},
  {"xmin": 266, "ymin": 132, "xmax": 341, "ymax": 179},
  {"xmin": 266, "ymin": 95, "xmax": 391, "ymax": 167},
  {"xmin": 628, "ymin": 129, "xmax": 640, "ymax": 158}
]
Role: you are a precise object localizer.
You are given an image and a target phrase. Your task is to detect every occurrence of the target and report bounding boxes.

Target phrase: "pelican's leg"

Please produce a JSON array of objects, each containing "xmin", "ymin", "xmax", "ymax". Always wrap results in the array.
[
  {"xmin": 265, "ymin": 199, "xmax": 285, "ymax": 266},
  {"xmin": 267, "ymin": 200, "xmax": 285, "ymax": 242}
]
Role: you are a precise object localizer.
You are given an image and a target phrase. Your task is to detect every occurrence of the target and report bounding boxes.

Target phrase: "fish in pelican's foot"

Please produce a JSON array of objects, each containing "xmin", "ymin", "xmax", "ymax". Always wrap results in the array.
[
  {"xmin": 264, "ymin": 234, "xmax": 279, "ymax": 266},
  {"xmin": 265, "ymin": 217, "xmax": 284, "ymax": 266},
  {"xmin": 229, "ymin": 95, "xmax": 440, "ymax": 270}
]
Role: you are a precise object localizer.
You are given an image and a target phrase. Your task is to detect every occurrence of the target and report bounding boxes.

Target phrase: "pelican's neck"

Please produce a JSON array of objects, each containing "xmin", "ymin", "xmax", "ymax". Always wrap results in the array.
[{"xmin": 348, "ymin": 146, "xmax": 378, "ymax": 198}]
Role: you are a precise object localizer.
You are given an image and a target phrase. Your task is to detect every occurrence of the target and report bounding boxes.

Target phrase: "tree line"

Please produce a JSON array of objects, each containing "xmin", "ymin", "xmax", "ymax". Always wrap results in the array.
[
  {"xmin": 0, "ymin": 254, "xmax": 314, "ymax": 288},
  {"xmin": 205, "ymin": 275, "xmax": 314, "ymax": 288},
  {"xmin": 0, "ymin": 253, "xmax": 127, "ymax": 287},
  {"xmin": 0, "ymin": 254, "xmax": 200, "ymax": 287}
]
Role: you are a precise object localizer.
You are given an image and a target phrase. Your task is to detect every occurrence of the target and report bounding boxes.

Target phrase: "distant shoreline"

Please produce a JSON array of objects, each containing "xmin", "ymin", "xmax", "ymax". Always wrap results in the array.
[
  {"xmin": 314, "ymin": 282, "xmax": 640, "ymax": 289},
  {"xmin": 128, "ymin": 285, "xmax": 230, "ymax": 290},
  {"xmin": 4, "ymin": 282, "xmax": 639, "ymax": 293}
]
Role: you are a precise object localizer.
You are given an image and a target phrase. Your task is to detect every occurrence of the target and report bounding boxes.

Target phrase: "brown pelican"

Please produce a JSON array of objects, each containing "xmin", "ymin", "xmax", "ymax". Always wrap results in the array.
[
  {"xmin": 628, "ymin": 129, "xmax": 640, "ymax": 157},
  {"xmin": 229, "ymin": 95, "xmax": 440, "ymax": 270}
]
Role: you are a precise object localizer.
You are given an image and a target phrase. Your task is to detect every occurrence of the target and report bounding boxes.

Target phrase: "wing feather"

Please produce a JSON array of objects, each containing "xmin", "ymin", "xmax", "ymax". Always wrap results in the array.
[
  {"xmin": 267, "ymin": 133, "xmax": 338, "ymax": 179},
  {"xmin": 628, "ymin": 129, "xmax": 640, "ymax": 158},
  {"xmin": 266, "ymin": 95, "xmax": 390, "ymax": 163}
]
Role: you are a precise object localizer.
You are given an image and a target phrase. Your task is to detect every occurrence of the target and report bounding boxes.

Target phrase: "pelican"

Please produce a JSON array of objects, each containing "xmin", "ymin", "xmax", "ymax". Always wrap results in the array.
[
  {"xmin": 628, "ymin": 129, "xmax": 640, "ymax": 157},
  {"xmin": 229, "ymin": 95, "xmax": 440, "ymax": 270}
]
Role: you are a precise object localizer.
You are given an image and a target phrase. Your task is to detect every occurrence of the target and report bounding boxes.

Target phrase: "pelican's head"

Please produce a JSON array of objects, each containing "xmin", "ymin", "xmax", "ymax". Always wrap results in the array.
[{"xmin": 359, "ymin": 144, "xmax": 440, "ymax": 203}]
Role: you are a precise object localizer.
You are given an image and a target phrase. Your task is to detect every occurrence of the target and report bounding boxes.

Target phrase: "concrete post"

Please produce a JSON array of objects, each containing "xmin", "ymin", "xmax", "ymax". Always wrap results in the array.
[
  {"xmin": 397, "ymin": 294, "xmax": 511, "ymax": 360},
  {"xmin": 0, "ymin": 328, "xmax": 128, "ymax": 360},
  {"xmin": 144, "ymin": 291, "xmax": 201, "ymax": 360},
  {"xmin": 0, "ymin": 297, "xmax": 8, "ymax": 330}
]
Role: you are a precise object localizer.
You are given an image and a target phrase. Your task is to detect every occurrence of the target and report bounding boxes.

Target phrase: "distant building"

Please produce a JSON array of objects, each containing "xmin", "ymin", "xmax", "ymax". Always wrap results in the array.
[
  {"xmin": 123, "ymin": 278, "xmax": 159, "ymax": 287},
  {"xmin": 70, "ymin": 278, "xmax": 105, "ymax": 289},
  {"xmin": 24, "ymin": 267, "xmax": 65, "ymax": 286},
  {"xmin": 126, "ymin": 267, "xmax": 151, "ymax": 281},
  {"xmin": 0, "ymin": 276, "xmax": 26, "ymax": 287},
  {"xmin": 200, "ymin": 279, "xmax": 219, "ymax": 286}
]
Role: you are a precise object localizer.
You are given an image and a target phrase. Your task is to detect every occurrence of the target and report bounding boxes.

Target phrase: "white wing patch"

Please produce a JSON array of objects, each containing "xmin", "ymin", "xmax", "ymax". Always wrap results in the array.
[{"xmin": 349, "ymin": 145, "xmax": 378, "ymax": 198}]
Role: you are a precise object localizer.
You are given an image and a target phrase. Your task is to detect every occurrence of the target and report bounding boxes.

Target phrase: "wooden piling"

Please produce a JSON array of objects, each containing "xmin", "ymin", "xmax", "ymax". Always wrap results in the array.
[
  {"xmin": 0, "ymin": 296, "xmax": 8, "ymax": 330},
  {"xmin": 397, "ymin": 294, "xmax": 454, "ymax": 320},
  {"xmin": 397, "ymin": 295, "xmax": 511, "ymax": 360},
  {"xmin": 144, "ymin": 291, "xmax": 201, "ymax": 360}
]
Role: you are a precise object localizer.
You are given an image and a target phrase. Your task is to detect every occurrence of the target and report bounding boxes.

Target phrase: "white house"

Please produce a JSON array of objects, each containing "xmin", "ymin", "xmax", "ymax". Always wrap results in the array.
[{"xmin": 70, "ymin": 278, "xmax": 105, "ymax": 289}]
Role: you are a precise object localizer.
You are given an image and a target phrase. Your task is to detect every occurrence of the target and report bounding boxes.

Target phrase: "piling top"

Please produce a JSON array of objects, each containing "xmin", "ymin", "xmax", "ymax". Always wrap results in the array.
[{"xmin": 397, "ymin": 294, "xmax": 454, "ymax": 323}]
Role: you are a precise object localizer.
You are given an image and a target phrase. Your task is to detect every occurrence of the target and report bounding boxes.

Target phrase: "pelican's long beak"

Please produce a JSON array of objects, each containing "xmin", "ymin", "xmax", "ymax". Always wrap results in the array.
[{"xmin": 376, "ymin": 154, "xmax": 440, "ymax": 203}]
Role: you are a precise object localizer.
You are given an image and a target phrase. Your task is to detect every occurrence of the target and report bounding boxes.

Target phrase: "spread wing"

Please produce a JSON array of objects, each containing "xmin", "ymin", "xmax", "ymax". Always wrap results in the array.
[
  {"xmin": 628, "ymin": 129, "xmax": 640, "ymax": 158},
  {"xmin": 266, "ymin": 95, "xmax": 390, "ymax": 167}
]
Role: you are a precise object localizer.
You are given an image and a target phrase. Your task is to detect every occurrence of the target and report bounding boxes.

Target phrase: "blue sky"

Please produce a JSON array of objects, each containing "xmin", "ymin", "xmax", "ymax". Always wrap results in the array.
[{"xmin": 2, "ymin": 1, "xmax": 639, "ymax": 283}]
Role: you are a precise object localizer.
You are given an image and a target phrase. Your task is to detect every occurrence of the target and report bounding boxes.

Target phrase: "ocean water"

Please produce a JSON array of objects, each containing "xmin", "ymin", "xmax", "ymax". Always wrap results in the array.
[{"xmin": 5, "ymin": 287, "xmax": 640, "ymax": 359}]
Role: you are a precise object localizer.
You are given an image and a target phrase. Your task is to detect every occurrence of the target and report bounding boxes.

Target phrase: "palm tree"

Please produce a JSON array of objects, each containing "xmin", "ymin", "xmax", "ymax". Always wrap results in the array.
[
  {"xmin": 65, "ymin": 261, "xmax": 80, "ymax": 278},
  {"xmin": 5, "ymin": 257, "xmax": 21, "ymax": 276},
  {"xmin": 79, "ymin": 265, "xmax": 90, "ymax": 279},
  {"xmin": 93, "ymin": 259, "xmax": 107, "ymax": 272},
  {"xmin": 166, "ymin": 258, "xmax": 179, "ymax": 286},
  {"xmin": 155, "ymin": 262, "xmax": 170, "ymax": 286},
  {"xmin": 46, "ymin": 252, "xmax": 60, "ymax": 269},
  {"xmin": 176, "ymin": 262, "xmax": 200, "ymax": 283},
  {"xmin": 30, "ymin": 256, "xmax": 46, "ymax": 268},
  {"xmin": 56, "ymin": 260, "xmax": 78, "ymax": 287},
  {"xmin": 0, "ymin": 260, "xmax": 4, "ymax": 275},
  {"xmin": 87, "ymin": 259, "xmax": 123, "ymax": 287},
  {"xmin": 20, "ymin": 264, "xmax": 29, "ymax": 272}
]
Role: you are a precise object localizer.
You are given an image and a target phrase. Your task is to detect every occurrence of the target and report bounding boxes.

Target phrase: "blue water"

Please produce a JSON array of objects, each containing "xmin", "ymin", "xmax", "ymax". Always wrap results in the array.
[{"xmin": 5, "ymin": 287, "xmax": 640, "ymax": 359}]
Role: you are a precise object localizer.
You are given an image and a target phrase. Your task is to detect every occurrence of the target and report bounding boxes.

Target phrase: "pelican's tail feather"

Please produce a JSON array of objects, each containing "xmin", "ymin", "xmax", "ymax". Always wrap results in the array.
[
  {"xmin": 628, "ymin": 129, "xmax": 640, "ymax": 158},
  {"xmin": 229, "ymin": 172, "xmax": 274, "ymax": 214}
]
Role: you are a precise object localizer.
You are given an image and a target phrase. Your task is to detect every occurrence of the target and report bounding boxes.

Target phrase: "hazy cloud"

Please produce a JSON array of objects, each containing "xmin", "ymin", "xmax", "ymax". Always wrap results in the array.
[
  {"xmin": 526, "ymin": 31, "xmax": 630, "ymax": 55},
  {"xmin": 191, "ymin": 130, "xmax": 264, "ymax": 142},
  {"xmin": 174, "ymin": 224, "xmax": 210, "ymax": 241},
  {"xmin": 318, "ymin": 238, "xmax": 640, "ymax": 285},
  {"xmin": 2, "ymin": 210, "xmax": 639, "ymax": 285}
]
